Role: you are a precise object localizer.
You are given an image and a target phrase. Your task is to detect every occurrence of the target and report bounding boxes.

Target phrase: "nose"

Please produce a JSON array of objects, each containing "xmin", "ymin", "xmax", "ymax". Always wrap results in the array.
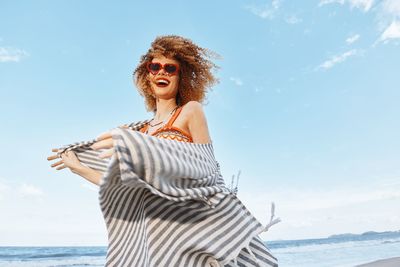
[
  {"xmin": 157, "ymin": 70, "xmax": 165, "ymax": 75},
  {"xmin": 157, "ymin": 67, "xmax": 167, "ymax": 75}
]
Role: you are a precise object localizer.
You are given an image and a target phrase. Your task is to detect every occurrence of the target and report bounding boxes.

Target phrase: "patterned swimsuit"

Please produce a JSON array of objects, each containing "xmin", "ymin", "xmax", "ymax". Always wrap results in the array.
[{"xmin": 140, "ymin": 105, "xmax": 194, "ymax": 143}]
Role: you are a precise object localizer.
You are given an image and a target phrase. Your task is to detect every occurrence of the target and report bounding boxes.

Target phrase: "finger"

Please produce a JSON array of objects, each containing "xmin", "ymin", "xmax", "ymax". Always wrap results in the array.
[
  {"xmin": 91, "ymin": 138, "xmax": 113, "ymax": 150},
  {"xmin": 48, "ymin": 149, "xmax": 65, "ymax": 161},
  {"xmin": 99, "ymin": 148, "xmax": 114, "ymax": 159},
  {"xmin": 96, "ymin": 131, "xmax": 112, "ymax": 141},
  {"xmin": 56, "ymin": 164, "xmax": 67, "ymax": 170},
  {"xmin": 47, "ymin": 154, "xmax": 59, "ymax": 161},
  {"xmin": 51, "ymin": 160, "xmax": 63, "ymax": 167}
]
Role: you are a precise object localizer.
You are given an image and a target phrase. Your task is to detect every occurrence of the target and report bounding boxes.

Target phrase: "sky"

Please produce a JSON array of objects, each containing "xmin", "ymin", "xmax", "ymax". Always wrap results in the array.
[{"xmin": 0, "ymin": 0, "xmax": 399, "ymax": 246}]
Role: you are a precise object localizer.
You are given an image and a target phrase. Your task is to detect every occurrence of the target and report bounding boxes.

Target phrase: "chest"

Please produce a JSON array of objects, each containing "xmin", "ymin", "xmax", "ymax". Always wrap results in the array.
[
  {"xmin": 140, "ymin": 107, "xmax": 192, "ymax": 143},
  {"xmin": 145, "ymin": 112, "xmax": 189, "ymax": 135}
]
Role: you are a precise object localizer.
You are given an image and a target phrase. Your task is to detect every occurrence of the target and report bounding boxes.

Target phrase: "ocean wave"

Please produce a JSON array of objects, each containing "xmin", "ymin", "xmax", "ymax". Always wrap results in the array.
[
  {"xmin": 49, "ymin": 264, "xmax": 103, "ymax": 267},
  {"xmin": 0, "ymin": 247, "xmax": 106, "ymax": 261},
  {"xmin": 267, "ymin": 233, "xmax": 400, "ymax": 249}
]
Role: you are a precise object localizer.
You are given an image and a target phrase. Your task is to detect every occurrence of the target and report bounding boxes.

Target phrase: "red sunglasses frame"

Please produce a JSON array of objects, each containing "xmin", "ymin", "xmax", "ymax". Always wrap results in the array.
[{"xmin": 146, "ymin": 62, "xmax": 180, "ymax": 76}]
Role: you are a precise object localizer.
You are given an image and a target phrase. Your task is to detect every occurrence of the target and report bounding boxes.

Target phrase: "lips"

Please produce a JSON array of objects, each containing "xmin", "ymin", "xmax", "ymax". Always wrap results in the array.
[{"xmin": 155, "ymin": 78, "xmax": 170, "ymax": 87}]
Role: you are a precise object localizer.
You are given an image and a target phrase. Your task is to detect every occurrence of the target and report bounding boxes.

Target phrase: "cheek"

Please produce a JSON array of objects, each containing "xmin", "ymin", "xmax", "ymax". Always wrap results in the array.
[{"xmin": 172, "ymin": 76, "xmax": 180, "ymax": 85}]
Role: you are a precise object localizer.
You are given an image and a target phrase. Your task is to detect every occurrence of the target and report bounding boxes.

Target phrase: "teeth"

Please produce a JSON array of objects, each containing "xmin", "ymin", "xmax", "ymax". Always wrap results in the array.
[{"xmin": 157, "ymin": 79, "xmax": 169, "ymax": 85}]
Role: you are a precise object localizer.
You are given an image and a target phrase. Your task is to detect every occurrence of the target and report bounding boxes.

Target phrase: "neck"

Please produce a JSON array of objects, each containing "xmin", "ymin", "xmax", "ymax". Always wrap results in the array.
[{"xmin": 154, "ymin": 98, "xmax": 178, "ymax": 121}]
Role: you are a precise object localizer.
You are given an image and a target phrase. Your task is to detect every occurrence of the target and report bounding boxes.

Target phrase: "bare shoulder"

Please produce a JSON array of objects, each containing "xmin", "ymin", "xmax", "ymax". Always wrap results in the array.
[
  {"xmin": 182, "ymin": 101, "xmax": 212, "ymax": 144},
  {"xmin": 182, "ymin": 100, "xmax": 204, "ymax": 116}
]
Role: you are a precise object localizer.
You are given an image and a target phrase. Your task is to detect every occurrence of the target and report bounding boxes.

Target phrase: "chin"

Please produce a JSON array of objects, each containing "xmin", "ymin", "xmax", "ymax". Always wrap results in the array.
[{"xmin": 154, "ymin": 86, "xmax": 176, "ymax": 93}]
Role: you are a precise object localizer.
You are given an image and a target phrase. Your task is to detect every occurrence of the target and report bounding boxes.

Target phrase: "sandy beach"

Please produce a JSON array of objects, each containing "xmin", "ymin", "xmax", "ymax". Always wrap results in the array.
[{"xmin": 356, "ymin": 257, "xmax": 400, "ymax": 267}]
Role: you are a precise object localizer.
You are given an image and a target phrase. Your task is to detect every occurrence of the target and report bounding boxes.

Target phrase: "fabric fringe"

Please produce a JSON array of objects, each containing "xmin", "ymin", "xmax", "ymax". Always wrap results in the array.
[
  {"xmin": 229, "ymin": 170, "xmax": 241, "ymax": 195},
  {"xmin": 263, "ymin": 202, "xmax": 281, "ymax": 233}
]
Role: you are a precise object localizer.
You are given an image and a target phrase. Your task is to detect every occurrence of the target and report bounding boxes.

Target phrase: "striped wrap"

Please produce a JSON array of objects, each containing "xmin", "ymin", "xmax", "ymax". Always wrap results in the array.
[{"xmin": 57, "ymin": 120, "xmax": 279, "ymax": 267}]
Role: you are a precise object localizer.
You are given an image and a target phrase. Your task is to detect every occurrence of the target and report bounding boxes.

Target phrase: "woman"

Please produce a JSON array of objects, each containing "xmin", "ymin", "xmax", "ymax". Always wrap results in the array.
[{"xmin": 47, "ymin": 35, "xmax": 279, "ymax": 267}]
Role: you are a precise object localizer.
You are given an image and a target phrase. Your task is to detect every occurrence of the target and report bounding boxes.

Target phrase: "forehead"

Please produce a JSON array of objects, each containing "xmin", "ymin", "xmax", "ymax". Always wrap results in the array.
[{"xmin": 151, "ymin": 55, "xmax": 179, "ymax": 65}]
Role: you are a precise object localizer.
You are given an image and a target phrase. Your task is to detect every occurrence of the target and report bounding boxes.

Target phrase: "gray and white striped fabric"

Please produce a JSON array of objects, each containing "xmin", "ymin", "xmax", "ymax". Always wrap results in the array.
[{"xmin": 57, "ymin": 121, "xmax": 279, "ymax": 267}]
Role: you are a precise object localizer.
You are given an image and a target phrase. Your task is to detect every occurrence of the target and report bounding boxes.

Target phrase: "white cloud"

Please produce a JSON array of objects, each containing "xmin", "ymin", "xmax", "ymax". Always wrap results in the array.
[
  {"xmin": 0, "ymin": 180, "xmax": 45, "ymax": 200},
  {"xmin": 349, "ymin": 0, "xmax": 374, "ymax": 11},
  {"xmin": 320, "ymin": 0, "xmax": 400, "ymax": 44},
  {"xmin": 245, "ymin": 1, "xmax": 303, "ymax": 25},
  {"xmin": 239, "ymin": 179, "xmax": 400, "ymax": 239},
  {"xmin": 319, "ymin": 0, "xmax": 345, "ymax": 7},
  {"xmin": 246, "ymin": 181, "xmax": 400, "ymax": 214},
  {"xmin": 0, "ymin": 47, "xmax": 29, "ymax": 62},
  {"xmin": 382, "ymin": 0, "xmax": 400, "ymax": 16},
  {"xmin": 0, "ymin": 181, "xmax": 11, "ymax": 200},
  {"xmin": 0, "ymin": 181, "xmax": 10, "ymax": 191},
  {"xmin": 346, "ymin": 33, "xmax": 360, "ymax": 44},
  {"xmin": 278, "ymin": 187, "xmax": 400, "ymax": 211},
  {"xmin": 375, "ymin": 0, "xmax": 400, "ymax": 44},
  {"xmin": 316, "ymin": 49, "xmax": 360, "ymax": 70},
  {"xmin": 285, "ymin": 15, "xmax": 303, "ymax": 24},
  {"xmin": 316, "ymin": 0, "xmax": 400, "ymax": 46},
  {"xmin": 319, "ymin": 0, "xmax": 374, "ymax": 12},
  {"xmin": 229, "ymin": 77, "xmax": 243, "ymax": 86},
  {"xmin": 17, "ymin": 183, "xmax": 44, "ymax": 197},
  {"xmin": 245, "ymin": 0, "xmax": 280, "ymax": 19},
  {"xmin": 378, "ymin": 20, "xmax": 400, "ymax": 43}
]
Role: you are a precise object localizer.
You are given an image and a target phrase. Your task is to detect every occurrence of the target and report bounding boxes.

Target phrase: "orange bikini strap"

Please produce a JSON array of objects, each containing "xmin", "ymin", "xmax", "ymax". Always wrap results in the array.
[
  {"xmin": 140, "ymin": 124, "xmax": 149, "ymax": 133},
  {"xmin": 166, "ymin": 106, "xmax": 183, "ymax": 127}
]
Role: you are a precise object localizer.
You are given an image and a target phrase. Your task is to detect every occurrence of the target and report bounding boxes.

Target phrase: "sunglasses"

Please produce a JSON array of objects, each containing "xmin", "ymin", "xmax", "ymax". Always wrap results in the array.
[{"xmin": 146, "ymin": 62, "xmax": 180, "ymax": 76}]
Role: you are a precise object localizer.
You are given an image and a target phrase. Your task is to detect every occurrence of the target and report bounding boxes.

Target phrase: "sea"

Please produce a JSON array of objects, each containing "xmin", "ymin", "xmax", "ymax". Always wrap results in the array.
[{"xmin": 1, "ymin": 231, "xmax": 399, "ymax": 267}]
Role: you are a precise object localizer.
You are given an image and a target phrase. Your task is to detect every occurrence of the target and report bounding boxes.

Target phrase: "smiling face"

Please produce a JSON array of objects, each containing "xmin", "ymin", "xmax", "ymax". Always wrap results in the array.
[{"xmin": 147, "ymin": 55, "xmax": 180, "ymax": 101}]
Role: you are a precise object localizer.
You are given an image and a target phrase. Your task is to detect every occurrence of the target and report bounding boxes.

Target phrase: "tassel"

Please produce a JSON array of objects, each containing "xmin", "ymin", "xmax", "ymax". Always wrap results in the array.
[
  {"xmin": 235, "ymin": 170, "xmax": 240, "ymax": 193},
  {"xmin": 230, "ymin": 175, "xmax": 235, "ymax": 194},
  {"xmin": 230, "ymin": 170, "xmax": 241, "ymax": 195},
  {"xmin": 263, "ymin": 202, "xmax": 281, "ymax": 232}
]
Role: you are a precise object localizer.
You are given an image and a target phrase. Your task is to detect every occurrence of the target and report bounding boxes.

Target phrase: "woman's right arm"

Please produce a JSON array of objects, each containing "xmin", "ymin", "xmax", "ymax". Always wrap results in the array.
[
  {"xmin": 48, "ymin": 150, "xmax": 102, "ymax": 186},
  {"xmin": 72, "ymin": 164, "xmax": 103, "ymax": 186},
  {"xmin": 48, "ymin": 124, "xmax": 132, "ymax": 186}
]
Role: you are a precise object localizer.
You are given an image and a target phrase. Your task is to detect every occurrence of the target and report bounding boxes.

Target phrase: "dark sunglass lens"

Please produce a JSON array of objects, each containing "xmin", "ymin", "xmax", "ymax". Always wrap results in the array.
[
  {"xmin": 164, "ymin": 64, "xmax": 177, "ymax": 74},
  {"xmin": 149, "ymin": 63, "xmax": 161, "ymax": 71}
]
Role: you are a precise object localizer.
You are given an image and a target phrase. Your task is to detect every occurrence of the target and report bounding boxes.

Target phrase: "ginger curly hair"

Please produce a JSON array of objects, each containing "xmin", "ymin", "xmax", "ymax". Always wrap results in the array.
[{"xmin": 133, "ymin": 35, "xmax": 220, "ymax": 113}]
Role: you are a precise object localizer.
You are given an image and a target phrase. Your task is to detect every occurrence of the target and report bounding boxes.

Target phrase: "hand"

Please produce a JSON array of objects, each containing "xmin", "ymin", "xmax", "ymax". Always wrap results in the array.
[
  {"xmin": 90, "ymin": 130, "xmax": 116, "ymax": 159},
  {"xmin": 47, "ymin": 149, "xmax": 84, "ymax": 173},
  {"xmin": 90, "ymin": 124, "xmax": 130, "ymax": 158}
]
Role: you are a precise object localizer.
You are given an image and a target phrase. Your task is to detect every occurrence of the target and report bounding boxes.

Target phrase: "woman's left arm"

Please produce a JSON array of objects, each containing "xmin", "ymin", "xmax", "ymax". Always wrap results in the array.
[{"xmin": 186, "ymin": 101, "xmax": 212, "ymax": 144}]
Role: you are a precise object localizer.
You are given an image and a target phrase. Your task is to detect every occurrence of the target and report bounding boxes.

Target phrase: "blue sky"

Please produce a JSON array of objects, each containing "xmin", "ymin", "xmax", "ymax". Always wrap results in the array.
[{"xmin": 0, "ymin": 0, "xmax": 399, "ymax": 245}]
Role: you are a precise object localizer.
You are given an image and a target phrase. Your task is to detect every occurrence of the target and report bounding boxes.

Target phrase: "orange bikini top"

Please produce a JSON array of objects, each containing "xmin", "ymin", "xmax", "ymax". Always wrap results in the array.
[{"xmin": 139, "ymin": 106, "xmax": 194, "ymax": 143}]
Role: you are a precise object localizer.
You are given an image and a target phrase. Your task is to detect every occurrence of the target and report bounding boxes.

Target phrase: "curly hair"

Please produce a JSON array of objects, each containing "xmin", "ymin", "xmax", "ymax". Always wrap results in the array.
[{"xmin": 133, "ymin": 35, "xmax": 220, "ymax": 113}]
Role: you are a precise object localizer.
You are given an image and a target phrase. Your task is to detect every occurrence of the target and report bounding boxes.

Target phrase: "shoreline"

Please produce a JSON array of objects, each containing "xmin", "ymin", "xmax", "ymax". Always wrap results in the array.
[{"xmin": 356, "ymin": 257, "xmax": 400, "ymax": 267}]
